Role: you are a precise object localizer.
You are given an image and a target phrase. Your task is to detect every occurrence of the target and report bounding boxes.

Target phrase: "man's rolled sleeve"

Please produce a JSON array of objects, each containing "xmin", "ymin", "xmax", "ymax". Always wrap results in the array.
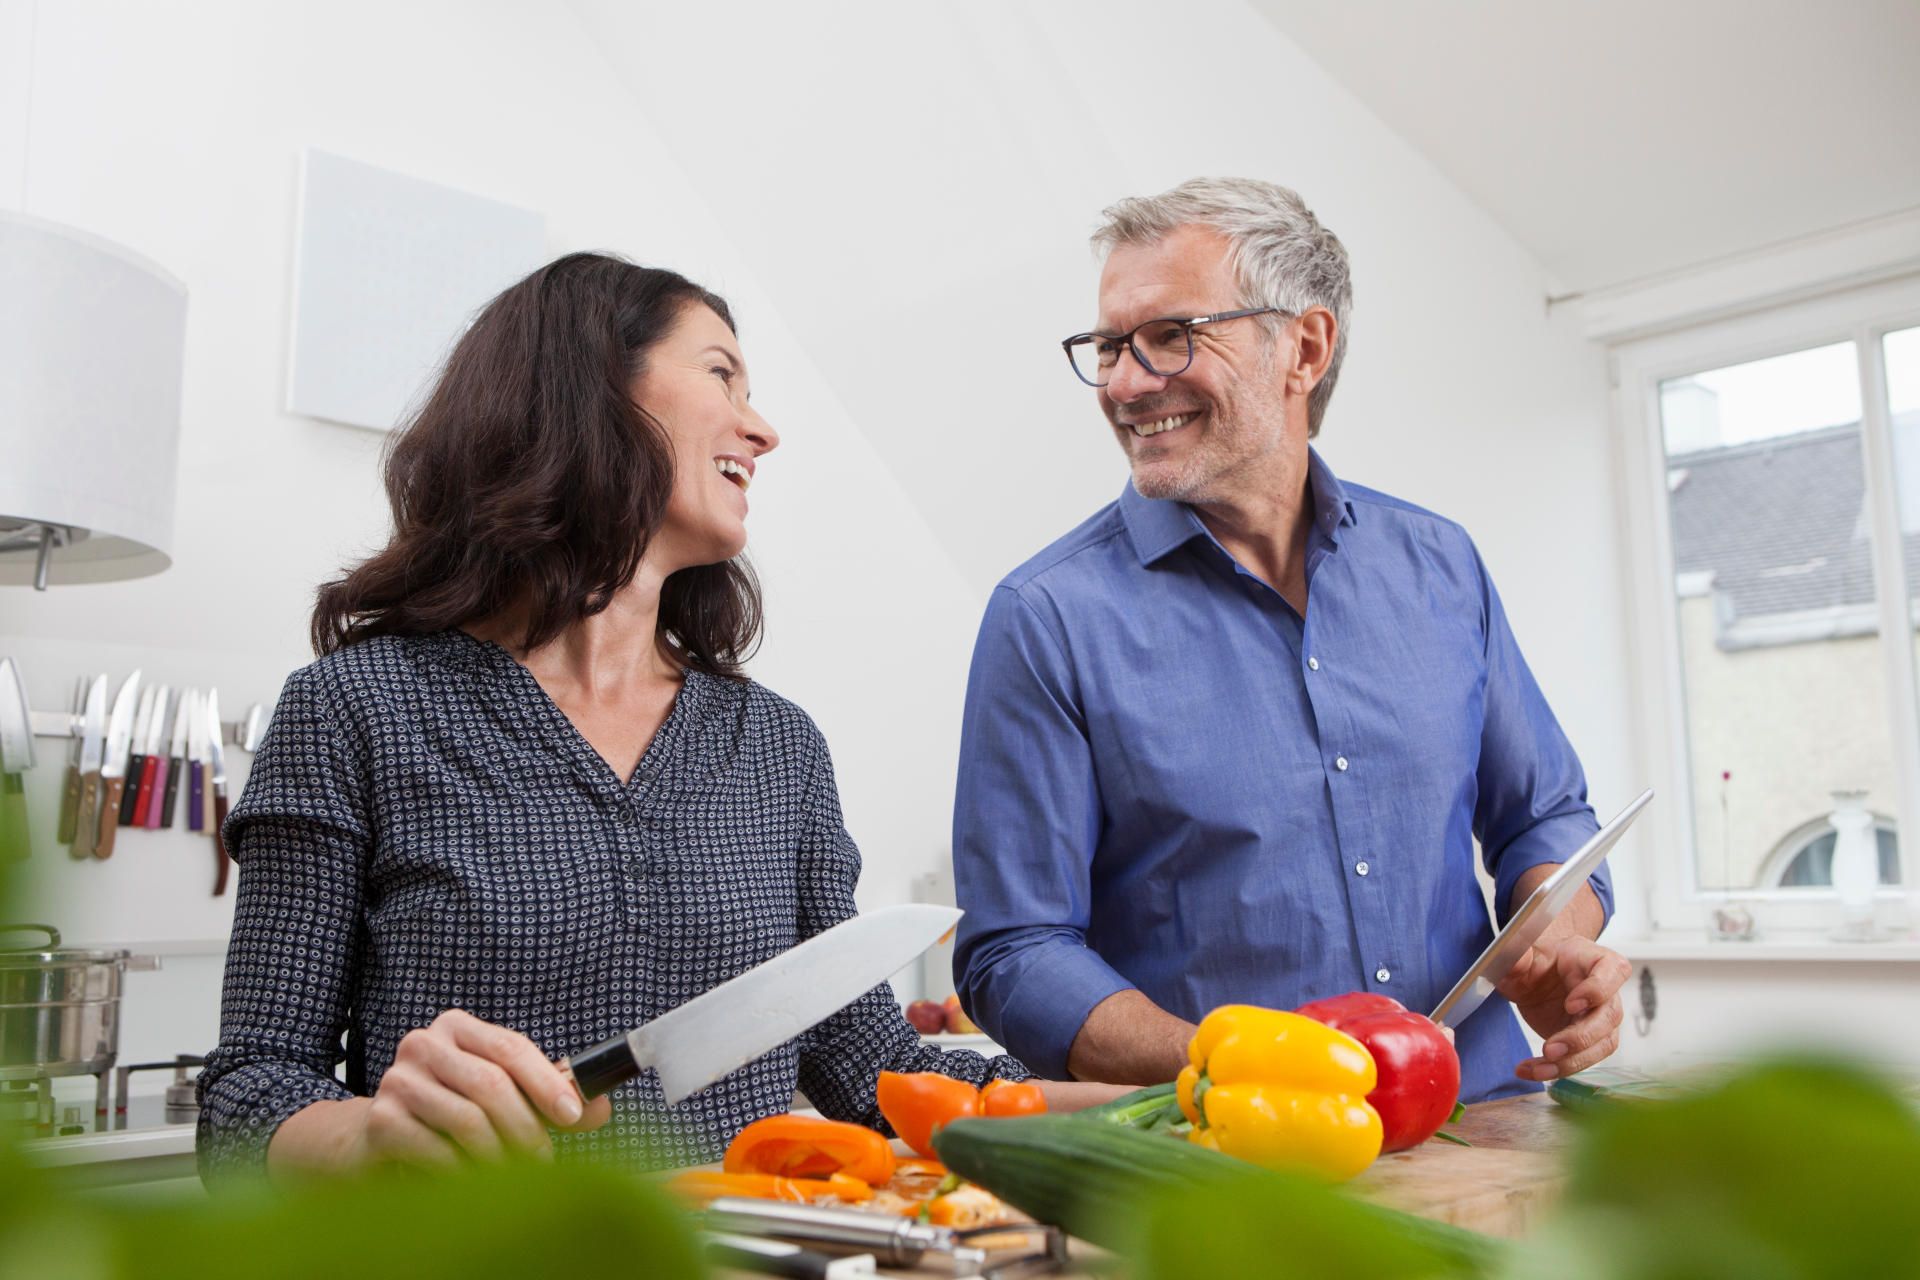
[
  {"xmin": 1469, "ymin": 543, "xmax": 1613, "ymax": 927},
  {"xmin": 953, "ymin": 584, "xmax": 1126, "ymax": 1080}
]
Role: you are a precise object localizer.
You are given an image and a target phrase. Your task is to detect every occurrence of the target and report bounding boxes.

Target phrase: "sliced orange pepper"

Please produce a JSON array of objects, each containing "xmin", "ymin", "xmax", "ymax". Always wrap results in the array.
[
  {"xmin": 926, "ymin": 1184, "xmax": 1004, "ymax": 1228},
  {"xmin": 895, "ymin": 1156, "xmax": 947, "ymax": 1176},
  {"xmin": 876, "ymin": 1071, "xmax": 980, "ymax": 1158},
  {"xmin": 723, "ymin": 1113, "xmax": 897, "ymax": 1185},
  {"xmin": 979, "ymin": 1079, "xmax": 1047, "ymax": 1118},
  {"xmin": 666, "ymin": 1169, "xmax": 873, "ymax": 1205}
]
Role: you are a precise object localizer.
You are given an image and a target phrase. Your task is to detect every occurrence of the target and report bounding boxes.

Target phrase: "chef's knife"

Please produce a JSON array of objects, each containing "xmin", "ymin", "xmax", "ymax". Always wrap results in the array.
[
  {"xmin": 69, "ymin": 675, "xmax": 108, "ymax": 859},
  {"xmin": 186, "ymin": 690, "xmax": 206, "ymax": 833},
  {"xmin": 161, "ymin": 687, "xmax": 192, "ymax": 829},
  {"xmin": 0, "ymin": 659, "xmax": 34, "ymax": 861},
  {"xmin": 117, "ymin": 686, "xmax": 155, "ymax": 826},
  {"xmin": 206, "ymin": 687, "xmax": 231, "ymax": 896},
  {"xmin": 564, "ymin": 903, "xmax": 962, "ymax": 1104},
  {"xmin": 57, "ymin": 677, "xmax": 85, "ymax": 844},
  {"xmin": 141, "ymin": 687, "xmax": 173, "ymax": 829},
  {"xmin": 1430, "ymin": 788, "xmax": 1654, "ymax": 1029},
  {"xmin": 94, "ymin": 669, "xmax": 142, "ymax": 858}
]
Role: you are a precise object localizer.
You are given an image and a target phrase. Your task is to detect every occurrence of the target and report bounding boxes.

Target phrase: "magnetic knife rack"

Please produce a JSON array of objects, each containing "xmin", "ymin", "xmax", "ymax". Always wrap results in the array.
[{"xmin": 25, "ymin": 705, "xmax": 267, "ymax": 752}]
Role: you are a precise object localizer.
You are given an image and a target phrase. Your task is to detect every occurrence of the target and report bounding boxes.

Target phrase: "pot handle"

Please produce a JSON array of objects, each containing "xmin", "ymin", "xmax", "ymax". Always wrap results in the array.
[
  {"xmin": 125, "ymin": 954, "xmax": 162, "ymax": 972},
  {"xmin": 0, "ymin": 922, "xmax": 60, "ymax": 951}
]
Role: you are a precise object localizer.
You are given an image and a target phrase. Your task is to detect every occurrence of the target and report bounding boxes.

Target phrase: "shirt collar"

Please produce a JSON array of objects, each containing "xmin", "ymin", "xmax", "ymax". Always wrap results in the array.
[{"xmin": 1119, "ymin": 446, "xmax": 1358, "ymax": 567}]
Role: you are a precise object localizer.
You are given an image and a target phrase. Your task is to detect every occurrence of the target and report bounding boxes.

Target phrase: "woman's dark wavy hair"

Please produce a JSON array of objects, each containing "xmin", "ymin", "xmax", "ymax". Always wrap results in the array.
[{"xmin": 311, "ymin": 252, "xmax": 761, "ymax": 677}]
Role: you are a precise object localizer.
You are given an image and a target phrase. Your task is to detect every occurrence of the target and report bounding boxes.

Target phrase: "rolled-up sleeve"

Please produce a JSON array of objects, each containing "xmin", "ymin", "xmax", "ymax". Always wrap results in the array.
[
  {"xmin": 196, "ymin": 668, "xmax": 370, "ymax": 1182},
  {"xmin": 952, "ymin": 585, "xmax": 1133, "ymax": 1082},
  {"xmin": 1469, "ymin": 545, "xmax": 1613, "ymax": 926}
]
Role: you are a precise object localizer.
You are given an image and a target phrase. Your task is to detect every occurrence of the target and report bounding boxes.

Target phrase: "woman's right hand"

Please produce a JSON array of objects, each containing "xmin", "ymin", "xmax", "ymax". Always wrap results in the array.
[
  {"xmin": 360, "ymin": 1008, "xmax": 612, "ymax": 1167},
  {"xmin": 270, "ymin": 1008, "xmax": 612, "ymax": 1174}
]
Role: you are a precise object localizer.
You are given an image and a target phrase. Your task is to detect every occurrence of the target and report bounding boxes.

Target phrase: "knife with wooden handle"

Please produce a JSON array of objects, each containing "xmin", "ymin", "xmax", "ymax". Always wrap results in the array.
[
  {"xmin": 206, "ymin": 687, "xmax": 231, "ymax": 896},
  {"xmin": 94, "ymin": 669, "xmax": 141, "ymax": 858},
  {"xmin": 57, "ymin": 677, "xmax": 85, "ymax": 844},
  {"xmin": 69, "ymin": 675, "xmax": 108, "ymax": 859}
]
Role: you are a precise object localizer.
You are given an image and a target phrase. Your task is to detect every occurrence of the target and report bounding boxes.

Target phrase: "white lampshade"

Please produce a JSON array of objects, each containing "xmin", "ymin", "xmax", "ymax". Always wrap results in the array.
[{"xmin": 0, "ymin": 212, "xmax": 187, "ymax": 586}]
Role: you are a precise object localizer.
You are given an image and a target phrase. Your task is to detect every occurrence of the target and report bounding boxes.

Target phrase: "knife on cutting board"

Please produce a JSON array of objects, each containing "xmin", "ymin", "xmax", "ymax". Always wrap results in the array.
[
  {"xmin": 1430, "ymin": 788, "xmax": 1654, "ymax": 1029},
  {"xmin": 206, "ymin": 687, "xmax": 231, "ymax": 895},
  {"xmin": 117, "ymin": 686, "xmax": 155, "ymax": 827},
  {"xmin": 69, "ymin": 675, "xmax": 108, "ymax": 858},
  {"xmin": 95, "ymin": 670, "xmax": 142, "ymax": 857},
  {"xmin": 563, "ymin": 903, "xmax": 962, "ymax": 1104},
  {"xmin": 0, "ymin": 659, "xmax": 34, "ymax": 860}
]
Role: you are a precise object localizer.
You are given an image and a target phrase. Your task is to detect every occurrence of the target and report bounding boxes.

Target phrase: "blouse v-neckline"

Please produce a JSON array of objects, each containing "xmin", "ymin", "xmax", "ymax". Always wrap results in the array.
[{"xmin": 441, "ymin": 628, "xmax": 704, "ymax": 793}]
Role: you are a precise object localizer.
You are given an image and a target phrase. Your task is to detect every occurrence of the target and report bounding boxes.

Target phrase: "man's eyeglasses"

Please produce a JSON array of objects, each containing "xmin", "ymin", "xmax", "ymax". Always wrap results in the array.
[{"xmin": 1061, "ymin": 308, "xmax": 1287, "ymax": 388}]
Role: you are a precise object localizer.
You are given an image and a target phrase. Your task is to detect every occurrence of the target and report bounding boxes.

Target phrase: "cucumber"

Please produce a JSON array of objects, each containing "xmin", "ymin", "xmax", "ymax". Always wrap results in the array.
[{"xmin": 932, "ymin": 1115, "xmax": 1506, "ymax": 1274}]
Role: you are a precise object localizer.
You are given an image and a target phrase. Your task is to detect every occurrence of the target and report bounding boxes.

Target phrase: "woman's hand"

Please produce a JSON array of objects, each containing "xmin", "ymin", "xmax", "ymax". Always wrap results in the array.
[{"xmin": 270, "ymin": 1009, "xmax": 611, "ymax": 1175}]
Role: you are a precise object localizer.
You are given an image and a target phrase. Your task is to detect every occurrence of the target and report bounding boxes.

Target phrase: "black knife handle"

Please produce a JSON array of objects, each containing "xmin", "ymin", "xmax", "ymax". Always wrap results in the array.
[
  {"xmin": 160, "ymin": 754, "xmax": 185, "ymax": 827},
  {"xmin": 563, "ymin": 1035, "xmax": 639, "ymax": 1101},
  {"xmin": 118, "ymin": 754, "xmax": 144, "ymax": 825}
]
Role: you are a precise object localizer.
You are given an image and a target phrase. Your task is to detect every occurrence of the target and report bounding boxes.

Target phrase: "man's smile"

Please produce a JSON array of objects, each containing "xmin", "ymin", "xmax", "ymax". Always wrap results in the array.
[{"xmin": 1123, "ymin": 411, "xmax": 1198, "ymax": 438}]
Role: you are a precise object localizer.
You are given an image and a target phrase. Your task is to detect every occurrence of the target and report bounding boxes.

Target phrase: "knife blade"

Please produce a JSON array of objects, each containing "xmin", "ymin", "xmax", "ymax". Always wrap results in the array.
[
  {"xmin": 161, "ymin": 687, "xmax": 192, "ymax": 829},
  {"xmin": 0, "ymin": 658, "xmax": 34, "ymax": 861},
  {"xmin": 69, "ymin": 675, "xmax": 109, "ymax": 859},
  {"xmin": 206, "ymin": 687, "xmax": 231, "ymax": 896},
  {"xmin": 563, "ymin": 903, "xmax": 963, "ymax": 1104},
  {"xmin": 140, "ymin": 687, "xmax": 173, "ymax": 829},
  {"xmin": 118, "ymin": 685, "xmax": 155, "ymax": 827},
  {"xmin": 57, "ymin": 677, "xmax": 85, "ymax": 844},
  {"xmin": 1430, "ymin": 788, "xmax": 1654, "ymax": 1030},
  {"xmin": 94, "ymin": 669, "xmax": 142, "ymax": 858}
]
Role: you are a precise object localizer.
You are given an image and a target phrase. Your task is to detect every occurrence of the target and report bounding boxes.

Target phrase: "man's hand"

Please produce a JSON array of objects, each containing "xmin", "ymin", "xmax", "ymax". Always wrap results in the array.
[{"xmin": 1497, "ymin": 934, "xmax": 1631, "ymax": 1082}]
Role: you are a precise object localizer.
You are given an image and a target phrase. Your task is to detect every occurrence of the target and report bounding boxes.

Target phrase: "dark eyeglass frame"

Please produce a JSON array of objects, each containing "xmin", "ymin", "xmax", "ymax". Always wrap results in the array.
[{"xmin": 1061, "ymin": 307, "xmax": 1288, "ymax": 387}]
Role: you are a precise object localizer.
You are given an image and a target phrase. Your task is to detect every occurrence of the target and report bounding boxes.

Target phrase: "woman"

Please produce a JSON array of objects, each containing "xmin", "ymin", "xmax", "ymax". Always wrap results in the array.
[{"xmin": 197, "ymin": 254, "xmax": 1099, "ymax": 1180}]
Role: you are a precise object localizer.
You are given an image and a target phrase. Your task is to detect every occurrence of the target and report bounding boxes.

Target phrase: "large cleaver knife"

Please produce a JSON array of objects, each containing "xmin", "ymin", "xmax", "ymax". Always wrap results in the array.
[
  {"xmin": 1430, "ymin": 788, "xmax": 1654, "ymax": 1030},
  {"xmin": 563, "ymin": 903, "xmax": 961, "ymax": 1104}
]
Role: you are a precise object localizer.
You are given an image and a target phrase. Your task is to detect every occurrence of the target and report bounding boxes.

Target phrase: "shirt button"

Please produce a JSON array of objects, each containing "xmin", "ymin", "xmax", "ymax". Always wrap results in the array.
[
  {"xmin": 1355, "ymin": 861, "xmax": 1369, "ymax": 876},
  {"xmin": 1375, "ymin": 967, "xmax": 1392, "ymax": 983},
  {"xmin": 1335, "ymin": 756, "xmax": 1349, "ymax": 771},
  {"xmin": 1307, "ymin": 656, "xmax": 1320, "ymax": 671}
]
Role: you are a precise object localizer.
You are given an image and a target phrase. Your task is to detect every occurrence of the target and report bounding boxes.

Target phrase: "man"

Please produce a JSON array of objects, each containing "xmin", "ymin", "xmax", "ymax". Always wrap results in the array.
[{"xmin": 951, "ymin": 177, "xmax": 1629, "ymax": 1102}]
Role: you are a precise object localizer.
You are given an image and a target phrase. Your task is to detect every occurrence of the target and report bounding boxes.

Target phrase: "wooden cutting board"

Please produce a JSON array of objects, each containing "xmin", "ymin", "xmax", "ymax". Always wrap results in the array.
[{"xmin": 1349, "ymin": 1092, "xmax": 1576, "ymax": 1238}]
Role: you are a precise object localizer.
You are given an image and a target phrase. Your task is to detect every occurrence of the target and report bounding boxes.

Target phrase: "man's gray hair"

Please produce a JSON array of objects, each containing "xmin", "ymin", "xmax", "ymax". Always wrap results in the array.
[{"xmin": 1091, "ymin": 177, "xmax": 1351, "ymax": 437}]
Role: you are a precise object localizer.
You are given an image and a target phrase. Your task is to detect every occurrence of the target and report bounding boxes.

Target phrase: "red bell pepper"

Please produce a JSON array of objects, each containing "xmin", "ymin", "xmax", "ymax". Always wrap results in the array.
[{"xmin": 1294, "ymin": 991, "xmax": 1460, "ymax": 1152}]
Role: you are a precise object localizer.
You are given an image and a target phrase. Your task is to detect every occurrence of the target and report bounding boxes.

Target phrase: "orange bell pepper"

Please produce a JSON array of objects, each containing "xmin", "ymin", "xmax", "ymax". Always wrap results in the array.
[
  {"xmin": 979, "ymin": 1079, "xmax": 1047, "ymax": 1118},
  {"xmin": 723, "ymin": 1113, "xmax": 897, "ymax": 1185},
  {"xmin": 877, "ymin": 1071, "xmax": 980, "ymax": 1157},
  {"xmin": 666, "ymin": 1169, "xmax": 874, "ymax": 1204}
]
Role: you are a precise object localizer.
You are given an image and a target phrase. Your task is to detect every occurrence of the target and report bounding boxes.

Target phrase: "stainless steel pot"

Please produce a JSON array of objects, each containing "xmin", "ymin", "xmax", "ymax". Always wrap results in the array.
[{"xmin": 1, "ymin": 924, "xmax": 159, "ymax": 1081}]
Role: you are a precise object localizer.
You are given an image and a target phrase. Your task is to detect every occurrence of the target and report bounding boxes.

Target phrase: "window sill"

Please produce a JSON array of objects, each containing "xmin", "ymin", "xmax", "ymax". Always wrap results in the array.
[{"xmin": 1616, "ymin": 933, "xmax": 1920, "ymax": 963}]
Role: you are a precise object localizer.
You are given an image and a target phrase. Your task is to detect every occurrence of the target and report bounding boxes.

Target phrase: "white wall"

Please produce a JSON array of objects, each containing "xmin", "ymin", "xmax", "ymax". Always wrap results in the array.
[{"xmin": 2, "ymin": 0, "xmax": 1641, "ymax": 1095}]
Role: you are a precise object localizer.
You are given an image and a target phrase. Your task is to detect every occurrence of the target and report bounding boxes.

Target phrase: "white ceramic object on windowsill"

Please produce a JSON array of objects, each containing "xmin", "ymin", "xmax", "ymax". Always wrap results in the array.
[{"xmin": 1828, "ymin": 790, "xmax": 1887, "ymax": 943}]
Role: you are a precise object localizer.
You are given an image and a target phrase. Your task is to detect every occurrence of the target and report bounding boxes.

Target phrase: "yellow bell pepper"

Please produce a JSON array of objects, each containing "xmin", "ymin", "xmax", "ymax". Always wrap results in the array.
[{"xmin": 1175, "ymin": 1004, "xmax": 1384, "ymax": 1181}]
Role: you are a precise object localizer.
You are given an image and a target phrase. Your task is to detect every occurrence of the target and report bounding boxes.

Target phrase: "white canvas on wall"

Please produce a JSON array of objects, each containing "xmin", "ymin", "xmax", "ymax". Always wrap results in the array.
[{"xmin": 286, "ymin": 148, "xmax": 546, "ymax": 432}]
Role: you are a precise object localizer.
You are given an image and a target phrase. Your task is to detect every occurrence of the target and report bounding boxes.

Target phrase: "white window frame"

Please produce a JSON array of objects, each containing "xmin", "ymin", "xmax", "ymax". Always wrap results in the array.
[{"xmin": 1612, "ymin": 271, "xmax": 1920, "ymax": 937}]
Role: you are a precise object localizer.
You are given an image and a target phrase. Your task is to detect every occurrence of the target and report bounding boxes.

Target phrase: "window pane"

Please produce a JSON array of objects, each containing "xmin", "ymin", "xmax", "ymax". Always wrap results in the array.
[
  {"xmin": 1659, "ymin": 341, "xmax": 1902, "ymax": 892},
  {"xmin": 1886, "ymin": 324, "xmax": 1920, "ymax": 893}
]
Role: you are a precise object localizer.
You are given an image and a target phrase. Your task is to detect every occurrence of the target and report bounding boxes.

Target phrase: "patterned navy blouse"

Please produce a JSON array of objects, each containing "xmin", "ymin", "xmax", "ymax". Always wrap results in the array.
[{"xmin": 197, "ymin": 629, "xmax": 1027, "ymax": 1179}]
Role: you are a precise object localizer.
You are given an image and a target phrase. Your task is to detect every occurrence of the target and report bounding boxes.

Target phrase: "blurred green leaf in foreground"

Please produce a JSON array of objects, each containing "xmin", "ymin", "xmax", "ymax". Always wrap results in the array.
[{"xmin": 0, "ymin": 1139, "xmax": 708, "ymax": 1280}]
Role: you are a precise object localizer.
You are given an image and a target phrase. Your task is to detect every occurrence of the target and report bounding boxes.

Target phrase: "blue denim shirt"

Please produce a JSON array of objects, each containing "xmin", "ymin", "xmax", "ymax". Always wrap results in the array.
[{"xmin": 952, "ymin": 449, "xmax": 1610, "ymax": 1103}]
